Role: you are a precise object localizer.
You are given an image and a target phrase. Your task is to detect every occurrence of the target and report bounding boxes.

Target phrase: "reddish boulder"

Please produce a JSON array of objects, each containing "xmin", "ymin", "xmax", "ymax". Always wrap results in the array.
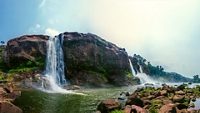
[
  {"xmin": 0, "ymin": 101, "xmax": 22, "ymax": 113},
  {"xmin": 97, "ymin": 99, "xmax": 120, "ymax": 113},
  {"xmin": 159, "ymin": 104, "xmax": 176, "ymax": 113},
  {"xmin": 131, "ymin": 105, "xmax": 147, "ymax": 113}
]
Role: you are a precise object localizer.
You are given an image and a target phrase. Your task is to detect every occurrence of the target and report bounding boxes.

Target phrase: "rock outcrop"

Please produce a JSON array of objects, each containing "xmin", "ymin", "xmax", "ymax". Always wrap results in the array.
[
  {"xmin": 3, "ymin": 32, "xmax": 137, "ymax": 86},
  {"xmin": 62, "ymin": 32, "xmax": 132, "ymax": 86},
  {"xmin": 4, "ymin": 35, "xmax": 48, "ymax": 67}
]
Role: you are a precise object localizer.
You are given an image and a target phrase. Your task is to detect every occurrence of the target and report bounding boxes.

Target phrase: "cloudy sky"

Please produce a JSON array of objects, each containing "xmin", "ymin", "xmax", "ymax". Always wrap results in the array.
[{"xmin": 0, "ymin": 0, "xmax": 200, "ymax": 77}]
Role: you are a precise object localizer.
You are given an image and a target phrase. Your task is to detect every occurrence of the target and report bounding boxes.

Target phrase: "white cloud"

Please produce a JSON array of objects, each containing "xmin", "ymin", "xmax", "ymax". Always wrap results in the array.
[
  {"xmin": 36, "ymin": 24, "xmax": 41, "ymax": 28},
  {"xmin": 45, "ymin": 28, "xmax": 60, "ymax": 37},
  {"xmin": 28, "ymin": 24, "xmax": 43, "ymax": 33}
]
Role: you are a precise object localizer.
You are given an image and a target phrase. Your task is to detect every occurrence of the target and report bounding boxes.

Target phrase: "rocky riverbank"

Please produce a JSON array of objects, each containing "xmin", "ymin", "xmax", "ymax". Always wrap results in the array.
[
  {"xmin": 97, "ymin": 84, "xmax": 200, "ymax": 113},
  {"xmin": 0, "ymin": 83, "xmax": 22, "ymax": 113}
]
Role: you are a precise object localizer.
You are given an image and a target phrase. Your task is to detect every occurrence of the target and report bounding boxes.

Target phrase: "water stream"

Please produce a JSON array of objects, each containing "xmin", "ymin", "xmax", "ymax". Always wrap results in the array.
[
  {"xmin": 42, "ymin": 34, "xmax": 68, "ymax": 93},
  {"xmin": 129, "ymin": 59, "xmax": 157, "ymax": 84},
  {"xmin": 14, "ymin": 86, "xmax": 137, "ymax": 113}
]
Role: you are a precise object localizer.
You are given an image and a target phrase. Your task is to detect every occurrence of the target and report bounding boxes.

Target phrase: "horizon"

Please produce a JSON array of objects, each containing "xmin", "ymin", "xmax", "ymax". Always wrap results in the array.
[{"xmin": 0, "ymin": 0, "xmax": 200, "ymax": 77}]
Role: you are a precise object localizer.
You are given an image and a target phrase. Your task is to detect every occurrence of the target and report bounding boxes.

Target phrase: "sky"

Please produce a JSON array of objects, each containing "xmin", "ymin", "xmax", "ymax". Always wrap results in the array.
[{"xmin": 0, "ymin": 0, "xmax": 200, "ymax": 77}]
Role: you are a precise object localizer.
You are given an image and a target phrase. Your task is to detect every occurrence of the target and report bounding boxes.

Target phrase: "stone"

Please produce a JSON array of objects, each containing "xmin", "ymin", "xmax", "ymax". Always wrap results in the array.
[
  {"xmin": 172, "ymin": 95, "xmax": 185, "ymax": 103},
  {"xmin": 131, "ymin": 105, "xmax": 147, "ymax": 113},
  {"xmin": 0, "ymin": 101, "xmax": 22, "ymax": 113},
  {"xmin": 160, "ymin": 90, "xmax": 167, "ymax": 96},
  {"xmin": 126, "ymin": 96, "xmax": 144, "ymax": 107},
  {"xmin": 97, "ymin": 99, "xmax": 120, "ymax": 113},
  {"xmin": 162, "ymin": 99, "xmax": 173, "ymax": 105},
  {"xmin": 159, "ymin": 104, "xmax": 176, "ymax": 113},
  {"xmin": 176, "ymin": 103, "xmax": 188, "ymax": 110},
  {"xmin": 124, "ymin": 105, "xmax": 132, "ymax": 113},
  {"xmin": 175, "ymin": 91, "xmax": 185, "ymax": 95}
]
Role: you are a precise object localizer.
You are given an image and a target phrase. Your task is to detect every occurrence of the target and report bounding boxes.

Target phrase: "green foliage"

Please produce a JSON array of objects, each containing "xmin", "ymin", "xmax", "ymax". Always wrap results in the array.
[
  {"xmin": 193, "ymin": 75, "xmax": 200, "ymax": 83},
  {"xmin": 130, "ymin": 54, "xmax": 191, "ymax": 82},
  {"xmin": 110, "ymin": 110, "xmax": 123, "ymax": 113},
  {"xmin": 148, "ymin": 99, "xmax": 161, "ymax": 113},
  {"xmin": 149, "ymin": 105, "xmax": 158, "ymax": 113},
  {"xmin": 8, "ymin": 67, "xmax": 38, "ymax": 73},
  {"xmin": 126, "ymin": 71, "xmax": 133, "ymax": 79}
]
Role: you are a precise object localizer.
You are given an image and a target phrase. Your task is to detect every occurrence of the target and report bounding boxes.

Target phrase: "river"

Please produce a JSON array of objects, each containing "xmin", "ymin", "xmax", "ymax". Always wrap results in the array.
[{"xmin": 14, "ymin": 86, "xmax": 138, "ymax": 113}]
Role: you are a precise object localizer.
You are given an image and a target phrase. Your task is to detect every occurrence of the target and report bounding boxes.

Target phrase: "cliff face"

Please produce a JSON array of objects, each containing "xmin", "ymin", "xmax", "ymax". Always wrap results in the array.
[
  {"xmin": 4, "ymin": 35, "xmax": 48, "ymax": 67},
  {"xmin": 62, "ymin": 32, "xmax": 132, "ymax": 86},
  {"xmin": 3, "ymin": 32, "xmax": 136, "ymax": 86}
]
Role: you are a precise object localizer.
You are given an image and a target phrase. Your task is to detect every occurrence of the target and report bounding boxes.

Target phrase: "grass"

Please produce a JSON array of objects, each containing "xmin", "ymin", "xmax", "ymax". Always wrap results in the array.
[{"xmin": 110, "ymin": 110, "xmax": 124, "ymax": 113}]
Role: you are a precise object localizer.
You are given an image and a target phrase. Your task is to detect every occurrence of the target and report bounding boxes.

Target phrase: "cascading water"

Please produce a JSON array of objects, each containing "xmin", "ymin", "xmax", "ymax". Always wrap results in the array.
[
  {"xmin": 43, "ymin": 34, "xmax": 68, "ymax": 93},
  {"xmin": 129, "ymin": 59, "xmax": 135, "ymax": 77},
  {"xmin": 135, "ymin": 65, "xmax": 156, "ymax": 84},
  {"xmin": 129, "ymin": 59, "xmax": 156, "ymax": 84}
]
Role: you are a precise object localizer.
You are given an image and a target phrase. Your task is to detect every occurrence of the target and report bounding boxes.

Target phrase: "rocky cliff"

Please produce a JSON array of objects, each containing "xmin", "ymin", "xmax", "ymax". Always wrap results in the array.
[{"xmin": 3, "ymin": 32, "xmax": 138, "ymax": 86}]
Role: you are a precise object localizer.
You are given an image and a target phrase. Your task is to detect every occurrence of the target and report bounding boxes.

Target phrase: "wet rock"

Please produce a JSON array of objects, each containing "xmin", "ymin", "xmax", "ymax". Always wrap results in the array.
[
  {"xmin": 97, "ymin": 99, "xmax": 120, "ymax": 113},
  {"xmin": 0, "ymin": 101, "xmax": 22, "ymax": 113},
  {"xmin": 159, "ymin": 104, "xmax": 176, "ymax": 113}
]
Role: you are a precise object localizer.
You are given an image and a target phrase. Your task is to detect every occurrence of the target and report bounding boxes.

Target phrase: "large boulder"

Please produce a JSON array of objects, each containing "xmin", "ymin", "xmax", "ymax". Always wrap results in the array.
[
  {"xmin": 61, "ymin": 32, "xmax": 132, "ymax": 86},
  {"xmin": 3, "ymin": 32, "xmax": 134, "ymax": 86},
  {"xmin": 3, "ymin": 35, "xmax": 48, "ymax": 67},
  {"xmin": 0, "ymin": 101, "xmax": 22, "ymax": 113},
  {"xmin": 97, "ymin": 99, "xmax": 121, "ymax": 113}
]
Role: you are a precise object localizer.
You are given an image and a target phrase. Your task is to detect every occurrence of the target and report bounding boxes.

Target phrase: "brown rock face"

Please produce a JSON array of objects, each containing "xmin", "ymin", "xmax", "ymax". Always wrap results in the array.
[
  {"xmin": 4, "ymin": 32, "xmax": 134, "ymax": 86},
  {"xmin": 62, "ymin": 32, "xmax": 131, "ymax": 86},
  {"xmin": 4, "ymin": 35, "xmax": 48, "ymax": 67}
]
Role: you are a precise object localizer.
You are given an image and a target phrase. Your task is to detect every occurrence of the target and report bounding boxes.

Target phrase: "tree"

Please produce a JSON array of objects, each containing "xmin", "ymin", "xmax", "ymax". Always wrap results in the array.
[
  {"xmin": 193, "ymin": 75, "xmax": 200, "ymax": 83},
  {"xmin": 0, "ymin": 41, "xmax": 5, "ymax": 45}
]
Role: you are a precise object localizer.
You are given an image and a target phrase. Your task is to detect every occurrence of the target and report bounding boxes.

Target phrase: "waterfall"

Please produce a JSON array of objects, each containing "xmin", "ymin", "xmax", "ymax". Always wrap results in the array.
[
  {"xmin": 42, "ymin": 34, "xmax": 68, "ymax": 93},
  {"xmin": 129, "ymin": 59, "xmax": 156, "ymax": 84},
  {"xmin": 129, "ymin": 59, "xmax": 135, "ymax": 77}
]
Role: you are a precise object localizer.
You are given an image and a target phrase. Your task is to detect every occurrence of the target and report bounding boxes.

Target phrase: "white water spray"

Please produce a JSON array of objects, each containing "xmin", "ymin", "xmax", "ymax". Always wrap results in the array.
[{"xmin": 129, "ymin": 59, "xmax": 157, "ymax": 84}]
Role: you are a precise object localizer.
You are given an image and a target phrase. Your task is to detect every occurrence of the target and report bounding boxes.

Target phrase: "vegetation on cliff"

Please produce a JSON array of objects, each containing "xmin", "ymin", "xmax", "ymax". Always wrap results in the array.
[{"xmin": 129, "ymin": 54, "xmax": 192, "ymax": 82}]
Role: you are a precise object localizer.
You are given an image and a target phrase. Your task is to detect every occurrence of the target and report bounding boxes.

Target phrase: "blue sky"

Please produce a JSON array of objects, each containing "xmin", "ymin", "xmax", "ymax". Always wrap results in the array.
[{"xmin": 0, "ymin": 0, "xmax": 200, "ymax": 77}]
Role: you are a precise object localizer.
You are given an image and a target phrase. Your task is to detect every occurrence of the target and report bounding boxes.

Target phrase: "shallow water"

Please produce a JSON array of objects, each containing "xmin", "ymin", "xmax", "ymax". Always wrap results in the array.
[{"xmin": 14, "ymin": 86, "xmax": 137, "ymax": 113}]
